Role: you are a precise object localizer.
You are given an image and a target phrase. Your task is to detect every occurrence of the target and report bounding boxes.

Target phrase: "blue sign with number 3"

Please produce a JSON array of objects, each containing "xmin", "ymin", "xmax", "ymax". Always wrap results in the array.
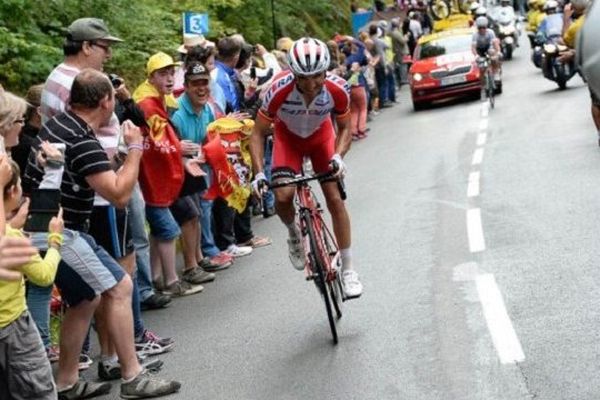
[{"xmin": 183, "ymin": 12, "xmax": 209, "ymax": 35}]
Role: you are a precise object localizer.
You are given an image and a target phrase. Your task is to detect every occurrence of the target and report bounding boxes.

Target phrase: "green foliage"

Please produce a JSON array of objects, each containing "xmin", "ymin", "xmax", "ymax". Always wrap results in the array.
[{"xmin": 0, "ymin": 0, "xmax": 353, "ymax": 94}]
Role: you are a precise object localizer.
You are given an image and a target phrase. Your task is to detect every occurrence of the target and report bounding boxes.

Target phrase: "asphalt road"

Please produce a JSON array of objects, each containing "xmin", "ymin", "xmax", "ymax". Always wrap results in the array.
[{"xmin": 94, "ymin": 43, "xmax": 600, "ymax": 400}]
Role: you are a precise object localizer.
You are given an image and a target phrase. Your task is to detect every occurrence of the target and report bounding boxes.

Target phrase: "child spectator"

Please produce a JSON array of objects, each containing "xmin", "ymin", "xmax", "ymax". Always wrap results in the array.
[
  {"xmin": 133, "ymin": 52, "xmax": 203, "ymax": 296},
  {"xmin": 0, "ymin": 159, "xmax": 64, "ymax": 400}
]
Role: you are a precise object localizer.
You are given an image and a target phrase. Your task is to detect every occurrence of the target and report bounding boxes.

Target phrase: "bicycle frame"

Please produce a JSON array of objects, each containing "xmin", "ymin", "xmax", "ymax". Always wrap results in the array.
[{"xmin": 296, "ymin": 182, "xmax": 341, "ymax": 284}]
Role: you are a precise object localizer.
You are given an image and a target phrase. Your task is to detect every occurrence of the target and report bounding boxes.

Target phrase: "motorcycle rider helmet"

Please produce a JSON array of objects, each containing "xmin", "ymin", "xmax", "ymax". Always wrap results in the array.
[
  {"xmin": 287, "ymin": 37, "xmax": 331, "ymax": 77},
  {"xmin": 475, "ymin": 6, "xmax": 488, "ymax": 16},
  {"xmin": 543, "ymin": 0, "xmax": 558, "ymax": 11},
  {"xmin": 470, "ymin": 2, "xmax": 481, "ymax": 12},
  {"xmin": 576, "ymin": 1, "xmax": 600, "ymax": 97},
  {"xmin": 475, "ymin": 16, "xmax": 489, "ymax": 28}
]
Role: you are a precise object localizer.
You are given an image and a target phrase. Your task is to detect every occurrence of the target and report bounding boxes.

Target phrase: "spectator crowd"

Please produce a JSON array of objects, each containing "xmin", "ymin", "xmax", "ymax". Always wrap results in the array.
[{"xmin": 0, "ymin": 10, "xmax": 421, "ymax": 400}]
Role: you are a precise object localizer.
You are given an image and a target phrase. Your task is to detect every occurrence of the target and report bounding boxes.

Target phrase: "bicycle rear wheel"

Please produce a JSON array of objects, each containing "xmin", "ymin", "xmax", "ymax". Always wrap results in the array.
[{"xmin": 303, "ymin": 211, "xmax": 338, "ymax": 344}]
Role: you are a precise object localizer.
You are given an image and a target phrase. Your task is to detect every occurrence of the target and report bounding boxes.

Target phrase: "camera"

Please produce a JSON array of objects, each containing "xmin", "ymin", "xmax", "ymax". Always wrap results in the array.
[{"xmin": 108, "ymin": 73, "xmax": 123, "ymax": 89}]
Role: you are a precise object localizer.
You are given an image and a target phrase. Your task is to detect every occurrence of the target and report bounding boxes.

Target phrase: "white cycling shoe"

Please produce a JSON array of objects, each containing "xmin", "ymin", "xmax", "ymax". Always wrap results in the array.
[
  {"xmin": 342, "ymin": 270, "xmax": 363, "ymax": 299},
  {"xmin": 287, "ymin": 237, "xmax": 305, "ymax": 270}
]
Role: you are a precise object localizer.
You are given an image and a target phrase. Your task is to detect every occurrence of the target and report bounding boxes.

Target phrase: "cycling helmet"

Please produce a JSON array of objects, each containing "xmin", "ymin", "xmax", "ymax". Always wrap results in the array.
[
  {"xmin": 475, "ymin": 6, "xmax": 488, "ymax": 16},
  {"xmin": 378, "ymin": 20, "xmax": 389, "ymax": 31},
  {"xmin": 576, "ymin": 1, "xmax": 600, "ymax": 97},
  {"xmin": 287, "ymin": 37, "xmax": 331, "ymax": 76},
  {"xmin": 470, "ymin": 2, "xmax": 481, "ymax": 12},
  {"xmin": 475, "ymin": 16, "xmax": 489, "ymax": 27}
]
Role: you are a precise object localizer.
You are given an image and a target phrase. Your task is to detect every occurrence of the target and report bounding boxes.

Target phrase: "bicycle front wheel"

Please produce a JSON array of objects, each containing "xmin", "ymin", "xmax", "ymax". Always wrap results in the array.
[
  {"xmin": 303, "ymin": 212, "xmax": 338, "ymax": 344},
  {"xmin": 487, "ymin": 71, "xmax": 495, "ymax": 109}
]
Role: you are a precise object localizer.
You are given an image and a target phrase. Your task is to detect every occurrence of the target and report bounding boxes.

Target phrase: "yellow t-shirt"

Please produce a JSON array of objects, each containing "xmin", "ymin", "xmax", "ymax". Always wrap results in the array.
[
  {"xmin": 563, "ymin": 15, "xmax": 585, "ymax": 48},
  {"xmin": 0, "ymin": 228, "xmax": 60, "ymax": 328},
  {"xmin": 527, "ymin": 10, "xmax": 540, "ymax": 31}
]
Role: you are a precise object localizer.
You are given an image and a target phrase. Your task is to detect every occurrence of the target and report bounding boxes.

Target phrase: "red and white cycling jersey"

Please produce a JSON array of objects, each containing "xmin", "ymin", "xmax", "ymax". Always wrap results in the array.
[{"xmin": 258, "ymin": 70, "xmax": 351, "ymax": 139}]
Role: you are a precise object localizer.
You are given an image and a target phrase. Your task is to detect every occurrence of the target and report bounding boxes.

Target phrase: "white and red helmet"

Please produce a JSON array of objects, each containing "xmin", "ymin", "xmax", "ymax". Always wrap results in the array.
[{"xmin": 287, "ymin": 37, "xmax": 330, "ymax": 76}]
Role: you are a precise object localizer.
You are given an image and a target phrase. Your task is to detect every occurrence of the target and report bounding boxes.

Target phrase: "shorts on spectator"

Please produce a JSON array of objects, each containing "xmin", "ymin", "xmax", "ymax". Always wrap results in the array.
[
  {"xmin": 170, "ymin": 194, "xmax": 201, "ymax": 226},
  {"xmin": 591, "ymin": 88, "xmax": 600, "ymax": 107},
  {"xmin": 89, "ymin": 205, "xmax": 134, "ymax": 260},
  {"xmin": 0, "ymin": 311, "xmax": 55, "ymax": 400},
  {"xmin": 146, "ymin": 206, "xmax": 182, "ymax": 240},
  {"xmin": 30, "ymin": 230, "xmax": 125, "ymax": 307}
]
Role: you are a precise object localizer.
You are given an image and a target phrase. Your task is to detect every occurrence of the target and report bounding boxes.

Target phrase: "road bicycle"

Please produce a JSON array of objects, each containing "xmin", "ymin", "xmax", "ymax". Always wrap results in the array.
[
  {"xmin": 477, "ymin": 54, "xmax": 496, "ymax": 109},
  {"xmin": 270, "ymin": 170, "xmax": 347, "ymax": 344}
]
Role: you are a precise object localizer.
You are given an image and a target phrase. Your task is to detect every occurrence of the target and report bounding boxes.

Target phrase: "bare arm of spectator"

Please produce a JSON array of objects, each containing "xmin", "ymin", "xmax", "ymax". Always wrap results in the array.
[{"xmin": 86, "ymin": 120, "xmax": 143, "ymax": 208}]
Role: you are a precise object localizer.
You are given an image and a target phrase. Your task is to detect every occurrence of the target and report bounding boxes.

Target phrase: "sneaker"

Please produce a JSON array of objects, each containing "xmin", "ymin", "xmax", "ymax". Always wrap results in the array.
[
  {"xmin": 140, "ymin": 293, "xmax": 172, "ymax": 311},
  {"xmin": 225, "ymin": 244, "xmax": 253, "ymax": 258},
  {"xmin": 58, "ymin": 379, "xmax": 112, "ymax": 400},
  {"xmin": 99, "ymin": 357, "xmax": 164, "ymax": 381},
  {"xmin": 120, "ymin": 370, "xmax": 181, "ymax": 399},
  {"xmin": 287, "ymin": 237, "xmax": 305, "ymax": 271},
  {"xmin": 47, "ymin": 345, "xmax": 60, "ymax": 363},
  {"xmin": 78, "ymin": 353, "xmax": 93, "ymax": 371},
  {"xmin": 135, "ymin": 329, "xmax": 175, "ymax": 357},
  {"xmin": 342, "ymin": 270, "xmax": 363, "ymax": 299},
  {"xmin": 205, "ymin": 252, "xmax": 233, "ymax": 271},
  {"xmin": 163, "ymin": 280, "xmax": 203, "ymax": 297},
  {"xmin": 182, "ymin": 266, "xmax": 216, "ymax": 285},
  {"xmin": 238, "ymin": 235, "xmax": 272, "ymax": 249}
]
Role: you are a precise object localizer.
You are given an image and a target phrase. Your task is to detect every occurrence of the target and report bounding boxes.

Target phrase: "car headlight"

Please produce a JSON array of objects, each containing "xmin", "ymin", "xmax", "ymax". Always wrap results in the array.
[{"xmin": 413, "ymin": 73, "xmax": 424, "ymax": 82}]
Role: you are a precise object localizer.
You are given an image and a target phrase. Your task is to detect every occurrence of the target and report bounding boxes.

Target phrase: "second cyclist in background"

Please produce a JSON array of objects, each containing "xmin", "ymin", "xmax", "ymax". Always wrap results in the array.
[{"xmin": 472, "ymin": 17, "xmax": 503, "ymax": 88}]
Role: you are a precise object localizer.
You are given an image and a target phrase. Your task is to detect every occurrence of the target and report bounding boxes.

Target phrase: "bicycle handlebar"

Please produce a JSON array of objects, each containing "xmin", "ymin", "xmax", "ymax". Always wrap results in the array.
[{"xmin": 268, "ymin": 172, "xmax": 347, "ymax": 201}]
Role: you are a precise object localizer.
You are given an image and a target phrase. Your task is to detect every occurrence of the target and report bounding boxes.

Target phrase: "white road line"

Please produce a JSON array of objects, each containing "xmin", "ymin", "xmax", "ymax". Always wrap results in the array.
[
  {"xmin": 467, "ymin": 171, "xmax": 481, "ymax": 198},
  {"xmin": 467, "ymin": 208, "xmax": 486, "ymax": 252},
  {"xmin": 481, "ymin": 101, "xmax": 489, "ymax": 118},
  {"xmin": 477, "ymin": 132, "xmax": 487, "ymax": 146},
  {"xmin": 476, "ymin": 274, "xmax": 526, "ymax": 364},
  {"xmin": 479, "ymin": 118, "xmax": 489, "ymax": 131},
  {"xmin": 472, "ymin": 148, "xmax": 484, "ymax": 165}
]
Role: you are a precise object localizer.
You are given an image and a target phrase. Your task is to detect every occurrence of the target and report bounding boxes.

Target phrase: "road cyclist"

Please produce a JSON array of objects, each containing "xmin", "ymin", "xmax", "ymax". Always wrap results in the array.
[{"xmin": 249, "ymin": 37, "xmax": 363, "ymax": 300}]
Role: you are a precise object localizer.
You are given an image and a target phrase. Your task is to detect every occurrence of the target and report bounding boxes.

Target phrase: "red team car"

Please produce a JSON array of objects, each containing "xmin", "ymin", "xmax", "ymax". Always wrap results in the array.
[{"xmin": 409, "ymin": 28, "xmax": 489, "ymax": 111}]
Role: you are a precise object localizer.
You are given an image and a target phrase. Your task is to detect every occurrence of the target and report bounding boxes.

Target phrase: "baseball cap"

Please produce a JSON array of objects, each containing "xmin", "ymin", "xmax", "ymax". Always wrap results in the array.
[
  {"xmin": 67, "ymin": 18, "xmax": 123, "ymax": 42},
  {"xmin": 185, "ymin": 62, "xmax": 210, "ymax": 82},
  {"xmin": 146, "ymin": 52, "xmax": 181, "ymax": 76}
]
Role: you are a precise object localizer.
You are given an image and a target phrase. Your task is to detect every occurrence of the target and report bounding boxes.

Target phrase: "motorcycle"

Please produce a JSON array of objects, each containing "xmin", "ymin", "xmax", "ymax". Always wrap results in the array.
[
  {"xmin": 497, "ymin": 21, "xmax": 517, "ymax": 60},
  {"xmin": 541, "ymin": 43, "xmax": 576, "ymax": 90},
  {"xmin": 530, "ymin": 34, "xmax": 543, "ymax": 68},
  {"xmin": 490, "ymin": 7, "xmax": 518, "ymax": 60}
]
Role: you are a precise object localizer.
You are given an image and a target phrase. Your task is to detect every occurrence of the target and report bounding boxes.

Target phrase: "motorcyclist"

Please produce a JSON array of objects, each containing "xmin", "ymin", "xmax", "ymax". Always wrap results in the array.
[
  {"xmin": 528, "ymin": 0, "xmax": 547, "ymax": 32},
  {"xmin": 472, "ymin": 17, "xmax": 502, "ymax": 85},
  {"xmin": 497, "ymin": 0, "xmax": 519, "ymax": 47},
  {"xmin": 470, "ymin": 2, "xmax": 481, "ymax": 15},
  {"xmin": 557, "ymin": 0, "xmax": 590, "ymax": 63},
  {"xmin": 536, "ymin": 1, "xmax": 563, "ymax": 42}
]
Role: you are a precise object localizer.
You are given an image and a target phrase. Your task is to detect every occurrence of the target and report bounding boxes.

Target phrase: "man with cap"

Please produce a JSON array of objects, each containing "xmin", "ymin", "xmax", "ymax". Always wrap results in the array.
[
  {"xmin": 171, "ymin": 63, "xmax": 233, "ymax": 274},
  {"xmin": 41, "ymin": 18, "xmax": 122, "ymax": 122},
  {"xmin": 133, "ymin": 52, "xmax": 205, "ymax": 297}
]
